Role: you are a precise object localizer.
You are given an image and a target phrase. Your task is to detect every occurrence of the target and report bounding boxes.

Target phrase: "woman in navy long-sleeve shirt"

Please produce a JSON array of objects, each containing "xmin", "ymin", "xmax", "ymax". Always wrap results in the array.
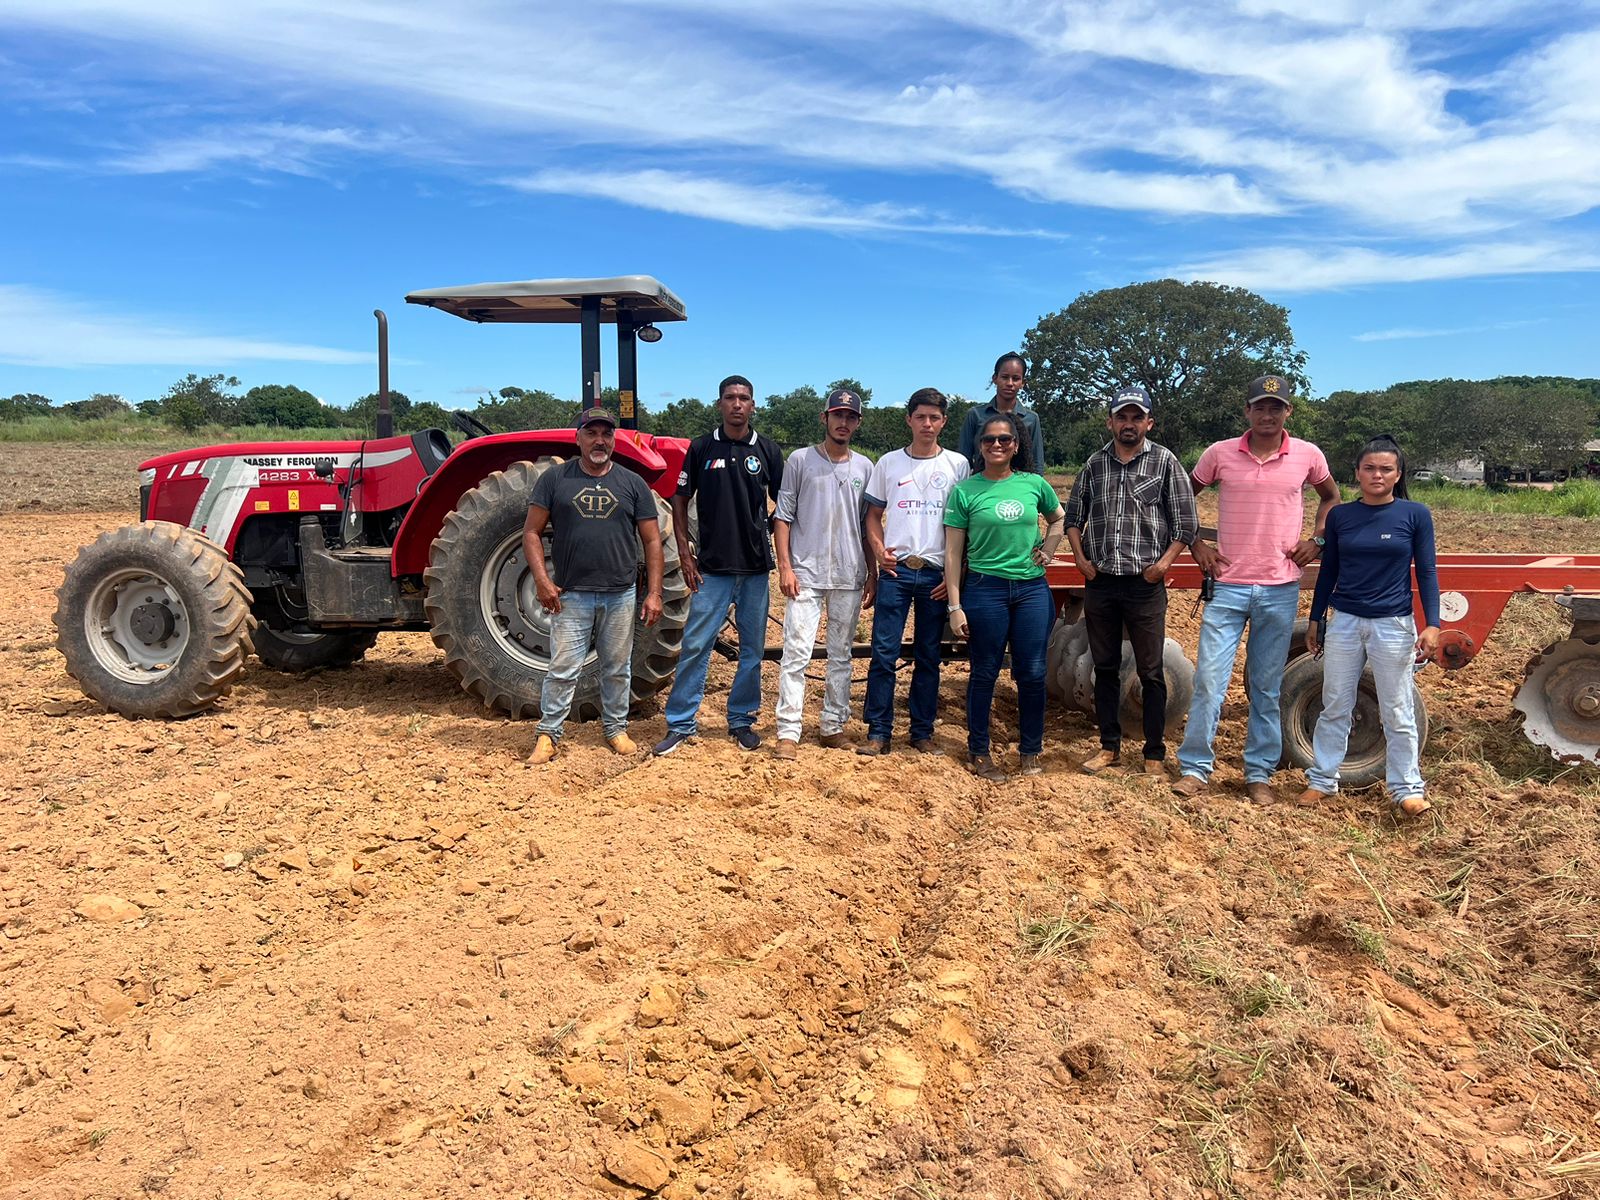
[{"xmin": 1301, "ymin": 436, "xmax": 1441, "ymax": 815}]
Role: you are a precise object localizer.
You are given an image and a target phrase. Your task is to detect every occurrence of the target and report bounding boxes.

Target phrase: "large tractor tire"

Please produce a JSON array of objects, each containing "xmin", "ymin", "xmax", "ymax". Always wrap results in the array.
[
  {"xmin": 251, "ymin": 592, "xmax": 379, "ymax": 673},
  {"xmin": 423, "ymin": 460, "xmax": 690, "ymax": 720},
  {"xmin": 1277, "ymin": 652, "xmax": 1430, "ymax": 788},
  {"xmin": 54, "ymin": 521, "xmax": 254, "ymax": 718}
]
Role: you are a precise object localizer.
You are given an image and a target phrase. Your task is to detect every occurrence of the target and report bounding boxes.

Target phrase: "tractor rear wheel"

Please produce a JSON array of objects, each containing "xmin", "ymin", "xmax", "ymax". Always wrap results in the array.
[
  {"xmin": 54, "ymin": 521, "xmax": 254, "ymax": 718},
  {"xmin": 251, "ymin": 592, "xmax": 379, "ymax": 673},
  {"xmin": 423, "ymin": 459, "xmax": 689, "ymax": 719}
]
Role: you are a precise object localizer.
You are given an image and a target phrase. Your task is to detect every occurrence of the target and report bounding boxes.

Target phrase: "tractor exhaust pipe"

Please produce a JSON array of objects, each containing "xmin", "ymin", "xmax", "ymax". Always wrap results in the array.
[{"xmin": 373, "ymin": 309, "xmax": 393, "ymax": 438}]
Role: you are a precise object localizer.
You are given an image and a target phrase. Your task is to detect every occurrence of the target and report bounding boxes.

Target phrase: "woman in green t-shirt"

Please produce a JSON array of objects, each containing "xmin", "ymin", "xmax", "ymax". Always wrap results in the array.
[{"xmin": 944, "ymin": 412, "xmax": 1065, "ymax": 782}]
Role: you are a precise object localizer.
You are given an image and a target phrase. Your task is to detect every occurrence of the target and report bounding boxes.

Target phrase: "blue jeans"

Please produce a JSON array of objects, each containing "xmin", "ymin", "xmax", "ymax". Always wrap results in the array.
[
  {"xmin": 663, "ymin": 572, "xmax": 769, "ymax": 736},
  {"xmin": 536, "ymin": 586, "xmax": 636, "ymax": 740},
  {"xmin": 1176, "ymin": 581, "xmax": 1299, "ymax": 784},
  {"xmin": 863, "ymin": 565, "xmax": 947, "ymax": 742},
  {"xmin": 964, "ymin": 572, "xmax": 1053, "ymax": 757},
  {"xmin": 1308, "ymin": 612, "xmax": 1425, "ymax": 800}
]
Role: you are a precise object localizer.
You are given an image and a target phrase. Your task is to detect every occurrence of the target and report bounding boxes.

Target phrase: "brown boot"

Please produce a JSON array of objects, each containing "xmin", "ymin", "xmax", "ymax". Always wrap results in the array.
[
  {"xmin": 968, "ymin": 753, "xmax": 1007, "ymax": 783},
  {"xmin": 911, "ymin": 738, "xmax": 939, "ymax": 754},
  {"xmin": 1079, "ymin": 748, "xmax": 1119, "ymax": 775},
  {"xmin": 774, "ymin": 739, "xmax": 799, "ymax": 761},
  {"xmin": 607, "ymin": 732, "xmax": 637, "ymax": 755},
  {"xmin": 1297, "ymin": 786, "xmax": 1330, "ymax": 806},
  {"xmin": 1143, "ymin": 759, "xmax": 1167, "ymax": 777},
  {"xmin": 818, "ymin": 732, "xmax": 851, "ymax": 750},
  {"xmin": 1171, "ymin": 774, "xmax": 1207, "ymax": 798},
  {"xmin": 1017, "ymin": 754, "xmax": 1043, "ymax": 777},
  {"xmin": 528, "ymin": 734, "xmax": 557, "ymax": 765},
  {"xmin": 855, "ymin": 738, "xmax": 890, "ymax": 756},
  {"xmin": 1245, "ymin": 782, "xmax": 1278, "ymax": 805}
]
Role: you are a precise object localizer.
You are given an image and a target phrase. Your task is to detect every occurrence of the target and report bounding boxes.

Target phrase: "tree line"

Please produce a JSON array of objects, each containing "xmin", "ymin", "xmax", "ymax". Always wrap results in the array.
[{"xmin": 7, "ymin": 281, "xmax": 1597, "ymax": 473}]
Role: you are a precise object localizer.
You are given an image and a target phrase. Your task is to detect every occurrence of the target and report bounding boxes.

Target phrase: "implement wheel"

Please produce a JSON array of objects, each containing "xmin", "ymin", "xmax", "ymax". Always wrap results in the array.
[
  {"xmin": 1277, "ymin": 652, "xmax": 1429, "ymax": 789},
  {"xmin": 54, "ymin": 521, "xmax": 254, "ymax": 718}
]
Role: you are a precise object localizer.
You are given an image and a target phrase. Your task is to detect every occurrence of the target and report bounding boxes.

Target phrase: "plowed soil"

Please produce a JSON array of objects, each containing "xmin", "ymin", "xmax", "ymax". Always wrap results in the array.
[{"xmin": 4, "ymin": 446, "xmax": 1600, "ymax": 1200}]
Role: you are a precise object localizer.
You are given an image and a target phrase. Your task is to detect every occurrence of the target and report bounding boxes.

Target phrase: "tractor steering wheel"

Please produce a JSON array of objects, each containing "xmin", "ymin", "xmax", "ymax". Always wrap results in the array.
[{"xmin": 452, "ymin": 411, "xmax": 497, "ymax": 440}]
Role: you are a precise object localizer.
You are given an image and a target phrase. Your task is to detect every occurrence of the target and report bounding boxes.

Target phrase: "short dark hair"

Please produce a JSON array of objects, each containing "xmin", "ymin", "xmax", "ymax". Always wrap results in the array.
[
  {"xmin": 906, "ymin": 387, "xmax": 947, "ymax": 414},
  {"xmin": 1356, "ymin": 435, "xmax": 1410, "ymax": 500},
  {"xmin": 717, "ymin": 375, "xmax": 753, "ymax": 399},
  {"xmin": 971, "ymin": 410, "xmax": 1036, "ymax": 474}
]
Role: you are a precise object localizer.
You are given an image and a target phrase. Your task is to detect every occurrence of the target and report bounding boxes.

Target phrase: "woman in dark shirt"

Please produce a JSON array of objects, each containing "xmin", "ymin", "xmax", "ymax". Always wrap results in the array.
[{"xmin": 1301, "ymin": 436, "xmax": 1440, "ymax": 815}]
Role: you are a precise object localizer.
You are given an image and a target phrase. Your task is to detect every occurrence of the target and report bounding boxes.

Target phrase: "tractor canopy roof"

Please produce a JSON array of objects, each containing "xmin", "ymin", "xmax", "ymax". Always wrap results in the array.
[{"xmin": 404, "ymin": 276, "xmax": 686, "ymax": 325}]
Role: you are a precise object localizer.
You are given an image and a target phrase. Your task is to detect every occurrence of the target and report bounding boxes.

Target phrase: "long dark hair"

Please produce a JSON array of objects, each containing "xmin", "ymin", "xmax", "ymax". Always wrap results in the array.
[
  {"xmin": 972, "ymin": 411, "xmax": 1036, "ymax": 474},
  {"xmin": 1356, "ymin": 435, "xmax": 1409, "ymax": 500},
  {"xmin": 991, "ymin": 351, "xmax": 1026, "ymax": 384}
]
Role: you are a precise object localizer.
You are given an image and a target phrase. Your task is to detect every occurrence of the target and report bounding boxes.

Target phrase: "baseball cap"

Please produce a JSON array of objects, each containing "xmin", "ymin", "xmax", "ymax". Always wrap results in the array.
[
  {"xmin": 575, "ymin": 406, "xmax": 619, "ymax": 429},
  {"xmin": 823, "ymin": 387, "xmax": 863, "ymax": 416},
  {"xmin": 1246, "ymin": 375, "xmax": 1293, "ymax": 405},
  {"xmin": 1109, "ymin": 384, "xmax": 1152, "ymax": 414}
]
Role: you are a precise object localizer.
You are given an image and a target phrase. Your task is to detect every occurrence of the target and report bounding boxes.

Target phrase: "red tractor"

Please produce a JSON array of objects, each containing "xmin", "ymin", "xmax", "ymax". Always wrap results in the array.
[{"xmin": 55, "ymin": 277, "xmax": 693, "ymax": 721}]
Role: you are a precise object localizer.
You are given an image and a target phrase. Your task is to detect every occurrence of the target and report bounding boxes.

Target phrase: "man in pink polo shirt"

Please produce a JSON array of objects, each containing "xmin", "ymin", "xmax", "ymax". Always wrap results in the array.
[{"xmin": 1172, "ymin": 375, "xmax": 1341, "ymax": 803}]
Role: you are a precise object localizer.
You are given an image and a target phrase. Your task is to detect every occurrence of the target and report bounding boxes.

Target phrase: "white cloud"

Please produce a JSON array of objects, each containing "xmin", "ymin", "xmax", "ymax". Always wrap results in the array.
[
  {"xmin": 0, "ymin": 284, "xmax": 371, "ymax": 369},
  {"xmin": 1178, "ymin": 240, "xmax": 1600, "ymax": 291},
  {"xmin": 1353, "ymin": 317, "xmax": 1545, "ymax": 341},
  {"xmin": 105, "ymin": 123, "xmax": 397, "ymax": 176},
  {"xmin": 507, "ymin": 169, "xmax": 1067, "ymax": 236}
]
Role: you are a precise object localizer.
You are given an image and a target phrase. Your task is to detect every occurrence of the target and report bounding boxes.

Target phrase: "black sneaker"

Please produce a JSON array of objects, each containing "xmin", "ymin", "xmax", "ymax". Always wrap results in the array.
[
  {"xmin": 729, "ymin": 728, "xmax": 762, "ymax": 751},
  {"xmin": 653, "ymin": 731, "xmax": 691, "ymax": 757}
]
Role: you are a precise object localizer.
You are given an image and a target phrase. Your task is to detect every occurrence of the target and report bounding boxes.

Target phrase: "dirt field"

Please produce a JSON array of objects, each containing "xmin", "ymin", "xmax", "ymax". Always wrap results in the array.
[{"xmin": 5, "ymin": 446, "xmax": 1600, "ymax": 1200}]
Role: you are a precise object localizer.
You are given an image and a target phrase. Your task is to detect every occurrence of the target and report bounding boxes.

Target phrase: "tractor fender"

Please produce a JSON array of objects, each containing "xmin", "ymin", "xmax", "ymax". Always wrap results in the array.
[{"xmin": 389, "ymin": 431, "xmax": 671, "ymax": 577}]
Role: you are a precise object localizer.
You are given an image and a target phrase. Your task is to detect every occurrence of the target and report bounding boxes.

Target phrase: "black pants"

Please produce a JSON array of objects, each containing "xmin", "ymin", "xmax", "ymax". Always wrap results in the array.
[{"xmin": 1083, "ymin": 572, "xmax": 1169, "ymax": 760}]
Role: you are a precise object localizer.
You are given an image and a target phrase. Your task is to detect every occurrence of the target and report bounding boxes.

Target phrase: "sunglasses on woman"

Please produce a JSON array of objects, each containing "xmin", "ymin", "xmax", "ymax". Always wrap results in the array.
[{"xmin": 980, "ymin": 434, "xmax": 1016, "ymax": 446}]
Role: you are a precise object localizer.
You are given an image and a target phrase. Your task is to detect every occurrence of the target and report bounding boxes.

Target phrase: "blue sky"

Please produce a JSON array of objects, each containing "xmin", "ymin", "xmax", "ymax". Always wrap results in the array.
[{"xmin": 2, "ymin": 1, "xmax": 1598, "ymax": 414}]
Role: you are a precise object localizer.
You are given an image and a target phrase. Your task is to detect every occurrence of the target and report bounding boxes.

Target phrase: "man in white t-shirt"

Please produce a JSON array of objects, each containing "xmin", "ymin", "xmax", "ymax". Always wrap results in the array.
[{"xmin": 857, "ymin": 387, "xmax": 971, "ymax": 755}]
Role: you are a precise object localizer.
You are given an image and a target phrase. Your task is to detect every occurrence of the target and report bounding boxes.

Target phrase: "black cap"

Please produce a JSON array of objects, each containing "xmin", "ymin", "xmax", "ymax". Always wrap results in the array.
[
  {"xmin": 1246, "ymin": 375, "xmax": 1293, "ymax": 404},
  {"xmin": 575, "ymin": 406, "xmax": 619, "ymax": 429},
  {"xmin": 1109, "ymin": 384, "xmax": 1152, "ymax": 414},
  {"xmin": 823, "ymin": 388, "xmax": 863, "ymax": 416}
]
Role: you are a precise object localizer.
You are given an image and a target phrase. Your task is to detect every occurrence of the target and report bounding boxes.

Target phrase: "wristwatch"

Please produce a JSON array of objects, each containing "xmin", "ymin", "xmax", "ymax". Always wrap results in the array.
[
  {"xmin": 947, "ymin": 604, "xmax": 962, "ymax": 613},
  {"xmin": 1312, "ymin": 535, "xmax": 1326, "ymax": 547}
]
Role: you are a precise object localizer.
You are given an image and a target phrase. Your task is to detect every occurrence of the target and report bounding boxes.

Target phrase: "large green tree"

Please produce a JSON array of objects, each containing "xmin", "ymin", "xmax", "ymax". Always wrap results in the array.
[
  {"xmin": 59, "ymin": 393, "xmax": 131, "ymax": 421},
  {"xmin": 1021, "ymin": 279, "xmax": 1309, "ymax": 461},
  {"xmin": 1, "ymin": 393, "xmax": 53, "ymax": 421},
  {"xmin": 242, "ymin": 384, "xmax": 326, "ymax": 428},
  {"xmin": 141, "ymin": 374, "xmax": 242, "ymax": 430}
]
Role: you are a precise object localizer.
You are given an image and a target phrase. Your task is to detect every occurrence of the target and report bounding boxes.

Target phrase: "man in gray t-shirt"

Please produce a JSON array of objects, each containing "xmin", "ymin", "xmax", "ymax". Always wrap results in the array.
[
  {"xmin": 523, "ymin": 408, "xmax": 663, "ymax": 764},
  {"xmin": 772, "ymin": 388, "xmax": 874, "ymax": 758}
]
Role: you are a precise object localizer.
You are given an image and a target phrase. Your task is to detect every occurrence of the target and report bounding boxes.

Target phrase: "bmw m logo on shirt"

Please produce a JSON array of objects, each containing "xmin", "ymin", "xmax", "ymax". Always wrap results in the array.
[{"xmin": 995, "ymin": 499, "xmax": 1025, "ymax": 521}]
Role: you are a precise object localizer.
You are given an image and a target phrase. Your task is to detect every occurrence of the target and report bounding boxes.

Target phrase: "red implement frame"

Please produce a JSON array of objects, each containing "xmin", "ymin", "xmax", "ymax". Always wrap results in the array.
[{"xmin": 1044, "ymin": 553, "xmax": 1600, "ymax": 669}]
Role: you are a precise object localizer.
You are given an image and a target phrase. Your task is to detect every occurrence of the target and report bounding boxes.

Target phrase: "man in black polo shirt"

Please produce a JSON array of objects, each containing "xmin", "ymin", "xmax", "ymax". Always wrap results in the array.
[{"xmin": 653, "ymin": 375, "xmax": 786, "ymax": 756}]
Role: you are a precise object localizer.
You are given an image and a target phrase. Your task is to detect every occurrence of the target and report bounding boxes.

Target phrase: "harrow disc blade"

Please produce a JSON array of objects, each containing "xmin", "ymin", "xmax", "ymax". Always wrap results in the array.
[{"xmin": 1513, "ymin": 635, "xmax": 1600, "ymax": 764}]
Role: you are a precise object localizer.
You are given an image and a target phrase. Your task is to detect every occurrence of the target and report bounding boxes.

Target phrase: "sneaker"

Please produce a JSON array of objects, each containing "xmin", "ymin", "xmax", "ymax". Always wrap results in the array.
[
  {"xmin": 528, "ymin": 734, "xmax": 557, "ymax": 765},
  {"xmin": 652, "ymin": 731, "xmax": 691, "ymax": 757},
  {"xmin": 774, "ymin": 739, "xmax": 799, "ymax": 761},
  {"xmin": 1079, "ymin": 748, "xmax": 1119, "ymax": 776},
  {"xmin": 968, "ymin": 753, "xmax": 1006, "ymax": 783},
  {"xmin": 607, "ymin": 732, "xmax": 637, "ymax": 755},
  {"xmin": 729, "ymin": 727, "xmax": 762, "ymax": 751},
  {"xmin": 1018, "ymin": 754, "xmax": 1043, "ymax": 777}
]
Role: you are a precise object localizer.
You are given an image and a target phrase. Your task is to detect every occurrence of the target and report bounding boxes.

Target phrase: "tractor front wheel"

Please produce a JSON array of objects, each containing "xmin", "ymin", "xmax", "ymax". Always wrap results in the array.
[
  {"xmin": 54, "ymin": 521, "xmax": 254, "ymax": 718},
  {"xmin": 423, "ymin": 460, "xmax": 689, "ymax": 719}
]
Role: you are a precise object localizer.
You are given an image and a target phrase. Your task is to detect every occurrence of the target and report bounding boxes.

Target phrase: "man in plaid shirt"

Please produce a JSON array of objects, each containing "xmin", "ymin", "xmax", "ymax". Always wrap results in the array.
[{"xmin": 1063, "ymin": 385, "xmax": 1198, "ymax": 776}]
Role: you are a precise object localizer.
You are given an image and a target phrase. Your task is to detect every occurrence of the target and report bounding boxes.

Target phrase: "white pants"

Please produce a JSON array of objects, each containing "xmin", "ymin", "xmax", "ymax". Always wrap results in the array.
[{"xmin": 775, "ymin": 586, "xmax": 863, "ymax": 742}]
